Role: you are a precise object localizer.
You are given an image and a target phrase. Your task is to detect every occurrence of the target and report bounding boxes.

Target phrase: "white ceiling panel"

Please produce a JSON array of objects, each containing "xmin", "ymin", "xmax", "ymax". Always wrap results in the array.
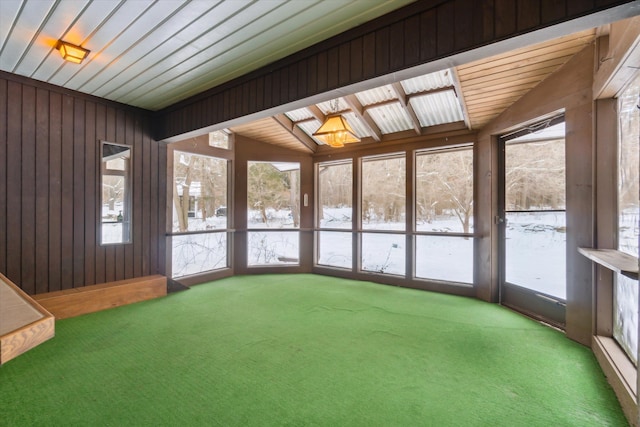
[
  {"xmin": 286, "ymin": 108, "xmax": 315, "ymax": 122},
  {"xmin": 355, "ymin": 85, "xmax": 397, "ymax": 106},
  {"xmin": 0, "ymin": 0, "xmax": 56, "ymax": 72},
  {"xmin": 94, "ymin": 1, "xmax": 237, "ymax": 99},
  {"xmin": 0, "ymin": 0, "xmax": 415, "ymax": 111},
  {"xmin": 367, "ymin": 103, "xmax": 414, "ymax": 134},
  {"xmin": 401, "ymin": 70, "xmax": 455, "ymax": 94},
  {"xmin": 410, "ymin": 90, "xmax": 464, "ymax": 127}
]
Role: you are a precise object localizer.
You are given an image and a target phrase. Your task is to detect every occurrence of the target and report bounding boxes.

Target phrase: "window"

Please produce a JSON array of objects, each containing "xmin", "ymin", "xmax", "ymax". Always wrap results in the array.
[
  {"xmin": 247, "ymin": 161, "xmax": 300, "ymax": 266},
  {"xmin": 101, "ymin": 141, "xmax": 132, "ymax": 245},
  {"xmin": 360, "ymin": 154, "xmax": 406, "ymax": 275},
  {"xmin": 317, "ymin": 161, "xmax": 352, "ymax": 268},
  {"xmin": 415, "ymin": 147, "xmax": 474, "ymax": 283},
  {"xmin": 615, "ymin": 73, "xmax": 639, "ymax": 366},
  {"xmin": 209, "ymin": 130, "xmax": 231, "ymax": 150},
  {"xmin": 171, "ymin": 151, "xmax": 228, "ymax": 277}
]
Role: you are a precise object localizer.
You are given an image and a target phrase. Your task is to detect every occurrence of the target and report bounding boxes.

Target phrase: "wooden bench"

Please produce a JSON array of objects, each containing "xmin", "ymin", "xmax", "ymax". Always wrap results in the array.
[
  {"xmin": 0, "ymin": 273, "xmax": 55, "ymax": 365},
  {"xmin": 33, "ymin": 275, "xmax": 167, "ymax": 320}
]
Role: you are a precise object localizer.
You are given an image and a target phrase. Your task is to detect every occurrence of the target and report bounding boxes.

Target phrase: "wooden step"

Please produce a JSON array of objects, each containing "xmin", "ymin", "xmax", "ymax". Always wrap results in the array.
[{"xmin": 33, "ymin": 275, "xmax": 167, "ymax": 320}]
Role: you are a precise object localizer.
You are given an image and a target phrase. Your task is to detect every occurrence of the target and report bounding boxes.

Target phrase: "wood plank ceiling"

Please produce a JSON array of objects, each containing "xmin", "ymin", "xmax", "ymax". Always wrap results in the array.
[{"xmin": 0, "ymin": 0, "xmax": 415, "ymax": 110}]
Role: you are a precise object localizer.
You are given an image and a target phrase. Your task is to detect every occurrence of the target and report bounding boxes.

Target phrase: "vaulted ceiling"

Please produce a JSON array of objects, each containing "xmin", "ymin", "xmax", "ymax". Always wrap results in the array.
[{"xmin": 0, "ymin": 1, "xmax": 604, "ymax": 152}]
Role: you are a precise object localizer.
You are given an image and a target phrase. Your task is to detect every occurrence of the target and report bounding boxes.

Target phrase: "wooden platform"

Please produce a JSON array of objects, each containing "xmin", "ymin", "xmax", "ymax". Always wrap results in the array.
[
  {"xmin": 0, "ymin": 273, "xmax": 55, "ymax": 365},
  {"xmin": 33, "ymin": 275, "xmax": 167, "ymax": 320}
]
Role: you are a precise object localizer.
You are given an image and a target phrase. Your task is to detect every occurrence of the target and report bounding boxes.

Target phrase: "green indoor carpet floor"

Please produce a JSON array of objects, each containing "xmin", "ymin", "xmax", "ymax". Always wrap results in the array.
[{"xmin": 0, "ymin": 274, "xmax": 627, "ymax": 426}]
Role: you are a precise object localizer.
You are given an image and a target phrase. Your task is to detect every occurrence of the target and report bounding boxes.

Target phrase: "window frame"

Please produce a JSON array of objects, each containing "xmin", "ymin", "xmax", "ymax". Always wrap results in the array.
[{"xmin": 99, "ymin": 140, "xmax": 132, "ymax": 246}]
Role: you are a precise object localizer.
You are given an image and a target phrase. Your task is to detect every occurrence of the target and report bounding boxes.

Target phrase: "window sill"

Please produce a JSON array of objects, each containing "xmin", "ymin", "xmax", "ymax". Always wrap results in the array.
[{"xmin": 578, "ymin": 248, "xmax": 638, "ymax": 280}]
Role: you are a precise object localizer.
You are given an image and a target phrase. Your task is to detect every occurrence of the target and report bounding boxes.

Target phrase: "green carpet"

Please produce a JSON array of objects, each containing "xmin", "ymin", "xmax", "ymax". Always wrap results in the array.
[{"xmin": 0, "ymin": 274, "xmax": 627, "ymax": 426}]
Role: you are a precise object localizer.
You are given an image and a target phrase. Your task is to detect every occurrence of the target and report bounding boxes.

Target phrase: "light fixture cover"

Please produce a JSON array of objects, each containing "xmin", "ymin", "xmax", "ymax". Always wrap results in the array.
[
  {"xmin": 312, "ymin": 114, "xmax": 360, "ymax": 147},
  {"xmin": 56, "ymin": 40, "xmax": 90, "ymax": 64}
]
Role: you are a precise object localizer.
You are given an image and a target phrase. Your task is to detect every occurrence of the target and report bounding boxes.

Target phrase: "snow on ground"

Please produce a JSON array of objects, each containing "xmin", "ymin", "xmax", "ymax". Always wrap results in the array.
[{"xmin": 169, "ymin": 208, "xmax": 639, "ymax": 306}]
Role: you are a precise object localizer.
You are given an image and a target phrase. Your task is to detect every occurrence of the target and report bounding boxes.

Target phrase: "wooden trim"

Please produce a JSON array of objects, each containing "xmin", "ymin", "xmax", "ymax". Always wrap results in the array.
[
  {"xmin": 0, "ymin": 273, "xmax": 54, "ymax": 365},
  {"xmin": 593, "ymin": 335, "xmax": 638, "ymax": 426},
  {"xmin": 33, "ymin": 275, "xmax": 167, "ymax": 320}
]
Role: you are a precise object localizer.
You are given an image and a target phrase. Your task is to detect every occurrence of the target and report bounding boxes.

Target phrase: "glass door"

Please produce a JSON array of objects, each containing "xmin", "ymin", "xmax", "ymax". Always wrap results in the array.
[{"xmin": 499, "ymin": 118, "xmax": 566, "ymax": 328}]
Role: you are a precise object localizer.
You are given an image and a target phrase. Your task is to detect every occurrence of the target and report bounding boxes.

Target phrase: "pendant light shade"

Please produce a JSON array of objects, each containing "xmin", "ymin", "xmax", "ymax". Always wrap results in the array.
[
  {"xmin": 56, "ymin": 40, "xmax": 90, "ymax": 64},
  {"xmin": 312, "ymin": 114, "xmax": 360, "ymax": 147}
]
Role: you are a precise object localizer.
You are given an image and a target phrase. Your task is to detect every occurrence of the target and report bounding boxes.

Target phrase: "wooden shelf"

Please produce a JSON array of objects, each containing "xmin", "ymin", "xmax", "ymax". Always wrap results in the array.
[{"xmin": 578, "ymin": 248, "xmax": 638, "ymax": 280}]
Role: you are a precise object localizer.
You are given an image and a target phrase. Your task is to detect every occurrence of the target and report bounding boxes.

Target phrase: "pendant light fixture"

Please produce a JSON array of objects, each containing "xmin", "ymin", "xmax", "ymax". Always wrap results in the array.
[
  {"xmin": 56, "ymin": 40, "xmax": 90, "ymax": 64},
  {"xmin": 313, "ymin": 99, "xmax": 360, "ymax": 147}
]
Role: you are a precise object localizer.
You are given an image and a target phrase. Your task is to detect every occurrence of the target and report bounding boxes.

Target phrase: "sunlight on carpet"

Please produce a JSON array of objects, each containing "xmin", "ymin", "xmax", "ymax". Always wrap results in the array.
[{"xmin": 0, "ymin": 274, "xmax": 627, "ymax": 426}]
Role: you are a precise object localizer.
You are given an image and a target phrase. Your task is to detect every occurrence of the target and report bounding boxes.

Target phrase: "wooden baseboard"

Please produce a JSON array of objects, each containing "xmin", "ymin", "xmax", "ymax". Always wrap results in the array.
[
  {"xmin": 33, "ymin": 275, "xmax": 167, "ymax": 320},
  {"xmin": 0, "ymin": 273, "xmax": 55, "ymax": 365},
  {"xmin": 592, "ymin": 335, "xmax": 638, "ymax": 426}
]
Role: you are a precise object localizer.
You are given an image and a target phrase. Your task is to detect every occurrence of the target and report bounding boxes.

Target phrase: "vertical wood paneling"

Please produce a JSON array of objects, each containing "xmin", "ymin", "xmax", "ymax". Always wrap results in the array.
[
  {"xmin": 316, "ymin": 51, "xmax": 328, "ymax": 92},
  {"xmin": 115, "ymin": 109, "xmax": 126, "ymax": 281},
  {"xmin": 296, "ymin": 60, "xmax": 307, "ymax": 100},
  {"xmin": 255, "ymin": 77, "xmax": 265, "ymax": 111},
  {"xmin": 84, "ymin": 101, "xmax": 96, "ymax": 287},
  {"xmin": 149, "ymin": 128, "xmax": 159, "ymax": 274},
  {"xmin": 350, "ymin": 37, "xmax": 363, "ymax": 81},
  {"xmin": 437, "ymin": 2, "xmax": 455, "ymax": 56},
  {"xmin": 48, "ymin": 92, "xmax": 62, "ymax": 292},
  {"xmin": 567, "ymin": 0, "xmax": 595, "ymax": 15},
  {"xmin": 7, "ymin": 81, "xmax": 22, "ymax": 286},
  {"xmin": 104, "ymin": 106, "xmax": 116, "ymax": 283},
  {"xmin": 0, "ymin": 74, "xmax": 162, "ymax": 294},
  {"xmin": 474, "ymin": 0, "xmax": 495, "ymax": 44},
  {"xmin": 35, "ymin": 88, "xmax": 50, "ymax": 294},
  {"xmin": 271, "ymin": 71, "xmax": 282, "ymax": 107},
  {"xmin": 133, "ymin": 113, "xmax": 143, "ymax": 277},
  {"xmin": 339, "ymin": 43, "xmax": 350, "ymax": 86},
  {"xmin": 327, "ymin": 46, "xmax": 339, "ymax": 89},
  {"xmin": 494, "ymin": 0, "xmax": 517, "ymax": 38},
  {"xmin": 389, "ymin": 21, "xmax": 405, "ymax": 71},
  {"xmin": 249, "ymin": 79, "xmax": 258, "ymax": 114},
  {"xmin": 157, "ymin": 141, "xmax": 167, "ymax": 275},
  {"xmin": 94, "ymin": 103, "xmax": 106, "ymax": 285},
  {"xmin": 541, "ymin": 0, "xmax": 567, "ymax": 23},
  {"xmin": 454, "ymin": 0, "xmax": 474, "ymax": 51},
  {"xmin": 362, "ymin": 33, "xmax": 376, "ymax": 80},
  {"xmin": 73, "ymin": 99, "xmax": 86, "ymax": 288},
  {"xmin": 375, "ymin": 27, "xmax": 390, "ymax": 75},
  {"xmin": 60, "ymin": 95, "xmax": 74, "ymax": 290},
  {"xmin": 280, "ymin": 68, "xmax": 290, "ymax": 105},
  {"xmin": 517, "ymin": 0, "xmax": 541, "ymax": 31},
  {"xmin": 419, "ymin": 9, "xmax": 437, "ymax": 62},
  {"xmin": 21, "ymin": 85, "xmax": 36, "ymax": 295},
  {"xmin": 142, "ymin": 130, "xmax": 151, "ymax": 276},
  {"xmin": 307, "ymin": 56, "xmax": 317, "ymax": 95},
  {"xmin": 0, "ymin": 80, "xmax": 7, "ymax": 275},
  {"xmin": 124, "ymin": 113, "xmax": 134, "ymax": 279},
  {"xmin": 403, "ymin": 14, "xmax": 420, "ymax": 66}
]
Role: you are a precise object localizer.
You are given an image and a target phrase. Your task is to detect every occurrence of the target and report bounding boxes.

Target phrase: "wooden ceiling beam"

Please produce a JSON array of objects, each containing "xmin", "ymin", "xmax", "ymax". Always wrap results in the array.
[
  {"xmin": 307, "ymin": 105, "xmax": 326, "ymax": 123},
  {"xmin": 450, "ymin": 69, "xmax": 472, "ymax": 130},
  {"xmin": 272, "ymin": 114, "xmax": 318, "ymax": 153},
  {"xmin": 390, "ymin": 82, "xmax": 421, "ymax": 135},
  {"xmin": 343, "ymin": 94, "xmax": 382, "ymax": 142}
]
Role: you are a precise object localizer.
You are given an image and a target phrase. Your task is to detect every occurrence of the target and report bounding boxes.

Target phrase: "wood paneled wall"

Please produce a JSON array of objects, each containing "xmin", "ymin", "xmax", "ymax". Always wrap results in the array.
[
  {"xmin": 156, "ymin": 0, "xmax": 635, "ymax": 141},
  {"xmin": 0, "ymin": 72, "xmax": 166, "ymax": 295}
]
